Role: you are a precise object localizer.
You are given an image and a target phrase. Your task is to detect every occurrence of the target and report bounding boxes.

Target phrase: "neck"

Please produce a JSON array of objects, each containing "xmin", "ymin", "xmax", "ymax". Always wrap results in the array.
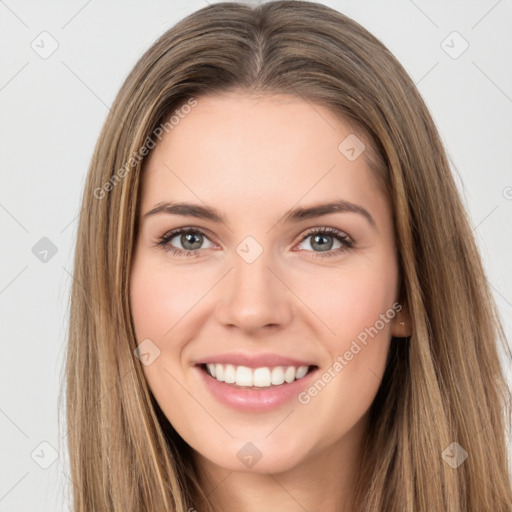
[{"xmin": 192, "ymin": 412, "xmax": 369, "ymax": 512}]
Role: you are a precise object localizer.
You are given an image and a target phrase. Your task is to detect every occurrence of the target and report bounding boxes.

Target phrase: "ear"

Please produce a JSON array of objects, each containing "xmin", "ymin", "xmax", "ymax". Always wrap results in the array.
[
  {"xmin": 390, "ymin": 306, "xmax": 411, "ymax": 337},
  {"xmin": 390, "ymin": 289, "xmax": 412, "ymax": 338}
]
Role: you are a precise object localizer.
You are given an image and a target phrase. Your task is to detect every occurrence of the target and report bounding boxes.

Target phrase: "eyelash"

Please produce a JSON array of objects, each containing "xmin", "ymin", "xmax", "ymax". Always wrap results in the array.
[{"xmin": 155, "ymin": 226, "xmax": 355, "ymax": 259}]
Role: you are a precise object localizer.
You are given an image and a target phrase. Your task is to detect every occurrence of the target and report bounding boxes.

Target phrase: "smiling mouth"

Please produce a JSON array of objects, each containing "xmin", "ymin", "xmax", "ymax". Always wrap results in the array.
[{"xmin": 198, "ymin": 363, "xmax": 318, "ymax": 389}]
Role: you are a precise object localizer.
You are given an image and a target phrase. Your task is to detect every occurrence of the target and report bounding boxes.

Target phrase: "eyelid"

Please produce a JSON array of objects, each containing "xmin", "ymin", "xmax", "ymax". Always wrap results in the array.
[
  {"xmin": 293, "ymin": 226, "xmax": 354, "ymax": 256},
  {"xmin": 296, "ymin": 226, "xmax": 352, "ymax": 244},
  {"xmin": 156, "ymin": 226, "xmax": 218, "ymax": 249},
  {"xmin": 155, "ymin": 225, "xmax": 355, "ymax": 257}
]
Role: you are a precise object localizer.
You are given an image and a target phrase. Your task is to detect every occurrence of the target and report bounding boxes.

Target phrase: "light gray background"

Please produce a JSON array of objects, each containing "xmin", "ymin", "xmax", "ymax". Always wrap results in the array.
[{"xmin": 1, "ymin": 1, "xmax": 511, "ymax": 510}]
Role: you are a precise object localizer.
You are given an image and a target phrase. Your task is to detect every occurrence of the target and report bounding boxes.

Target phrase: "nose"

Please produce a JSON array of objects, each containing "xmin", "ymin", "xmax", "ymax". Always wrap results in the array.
[{"xmin": 215, "ymin": 249, "xmax": 293, "ymax": 334}]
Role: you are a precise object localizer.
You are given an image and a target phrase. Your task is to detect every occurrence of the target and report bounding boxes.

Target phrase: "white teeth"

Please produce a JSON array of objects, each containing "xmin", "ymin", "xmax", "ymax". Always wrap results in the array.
[
  {"xmin": 206, "ymin": 363, "xmax": 216, "ymax": 377},
  {"xmin": 224, "ymin": 364, "xmax": 236, "ymax": 384},
  {"xmin": 235, "ymin": 366, "xmax": 253, "ymax": 386},
  {"xmin": 205, "ymin": 363, "xmax": 311, "ymax": 387},
  {"xmin": 295, "ymin": 366, "xmax": 308, "ymax": 379},
  {"xmin": 271, "ymin": 366, "xmax": 285, "ymax": 385},
  {"xmin": 253, "ymin": 367, "xmax": 271, "ymax": 387},
  {"xmin": 284, "ymin": 366, "xmax": 296, "ymax": 383},
  {"xmin": 215, "ymin": 364, "xmax": 224, "ymax": 382}
]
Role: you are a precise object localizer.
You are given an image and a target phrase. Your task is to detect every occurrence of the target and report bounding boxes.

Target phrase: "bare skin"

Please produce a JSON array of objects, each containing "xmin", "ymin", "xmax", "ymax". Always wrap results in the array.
[{"xmin": 130, "ymin": 91, "xmax": 410, "ymax": 512}]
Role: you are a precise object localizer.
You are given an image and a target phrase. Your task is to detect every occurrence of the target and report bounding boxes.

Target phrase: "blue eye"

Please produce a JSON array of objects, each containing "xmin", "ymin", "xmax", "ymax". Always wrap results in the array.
[
  {"xmin": 156, "ymin": 228, "xmax": 214, "ymax": 257},
  {"xmin": 296, "ymin": 227, "xmax": 354, "ymax": 257},
  {"xmin": 155, "ymin": 226, "xmax": 354, "ymax": 258}
]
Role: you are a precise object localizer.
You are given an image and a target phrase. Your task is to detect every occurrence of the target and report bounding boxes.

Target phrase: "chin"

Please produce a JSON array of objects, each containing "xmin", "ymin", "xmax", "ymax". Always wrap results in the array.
[{"xmin": 193, "ymin": 435, "xmax": 313, "ymax": 475}]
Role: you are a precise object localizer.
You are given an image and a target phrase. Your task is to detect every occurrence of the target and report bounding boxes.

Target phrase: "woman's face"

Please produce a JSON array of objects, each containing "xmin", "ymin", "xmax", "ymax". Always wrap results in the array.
[{"xmin": 130, "ymin": 91, "xmax": 408, "ymax": 475}]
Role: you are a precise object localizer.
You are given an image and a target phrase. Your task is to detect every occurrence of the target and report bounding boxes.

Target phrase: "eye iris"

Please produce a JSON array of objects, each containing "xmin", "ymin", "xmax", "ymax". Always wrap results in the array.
[
  {"xmin": 311, "ymin": 233, "xmax": 333, "ymax": 252},
  {"xmin": 182, "ymin": 232, "xmax": 203, "ymax": 250}
]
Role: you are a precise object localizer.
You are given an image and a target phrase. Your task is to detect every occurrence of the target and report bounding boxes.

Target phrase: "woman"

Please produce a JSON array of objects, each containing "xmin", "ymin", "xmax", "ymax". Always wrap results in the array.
[{"xmin": 64, "ymin": 1, "xmax": 512, "ymax": 510}]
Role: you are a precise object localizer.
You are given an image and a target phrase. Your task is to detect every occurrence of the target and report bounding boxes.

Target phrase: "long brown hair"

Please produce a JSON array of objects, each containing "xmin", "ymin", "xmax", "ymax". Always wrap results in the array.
[{"xmin": 63, "ymin": 1, "xmax": 512, "ymax": 510}]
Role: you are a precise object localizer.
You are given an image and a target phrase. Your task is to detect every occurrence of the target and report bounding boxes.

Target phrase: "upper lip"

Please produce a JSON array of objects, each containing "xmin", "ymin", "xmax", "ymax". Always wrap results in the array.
[{"xmin": 194, "ymin": 352, "xmax": 317, "ymax": 369}]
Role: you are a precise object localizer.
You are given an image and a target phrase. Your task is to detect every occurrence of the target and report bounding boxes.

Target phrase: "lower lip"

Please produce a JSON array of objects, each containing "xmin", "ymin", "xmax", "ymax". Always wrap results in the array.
[{"xmin": 195, "ymin": 365, "xmax": 319, "ymax": 412}]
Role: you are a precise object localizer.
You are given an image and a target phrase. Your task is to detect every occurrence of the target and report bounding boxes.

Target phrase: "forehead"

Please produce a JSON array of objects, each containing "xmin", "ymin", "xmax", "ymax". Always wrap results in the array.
[{"xmin": 140, "ymin": 92, "xmax": 383, "ymax": 217}]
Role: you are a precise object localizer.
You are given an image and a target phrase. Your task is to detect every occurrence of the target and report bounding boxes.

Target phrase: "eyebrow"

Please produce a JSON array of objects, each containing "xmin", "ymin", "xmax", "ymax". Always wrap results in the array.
[{"xmin": 143, "ymin": 199, "xmax": 377, "ymax": 230}]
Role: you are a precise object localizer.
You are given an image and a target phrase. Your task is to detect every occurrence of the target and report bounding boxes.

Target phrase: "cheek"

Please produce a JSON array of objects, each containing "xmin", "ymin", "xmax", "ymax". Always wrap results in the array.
[
  {"xmin": 129, "ymin": 256, "xmax": 220, "ymax": 401},
  {"xmin": 129, "ymin": 258, "xmax": 200, "ymax": 412},
  {"xmin": 294, "ymin": 252, "xmax": 398, "ymax": 409},
  {"xmin": 129, "ymin": 257, "xmax": 204, "ymax": 342},
  {"xmin": 297, "ymin": 257, "xmax": 398, "ymax": 347},
  {"xmin": 295, "ymin": 267, "xmax": 396, "ymax": 440}
]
